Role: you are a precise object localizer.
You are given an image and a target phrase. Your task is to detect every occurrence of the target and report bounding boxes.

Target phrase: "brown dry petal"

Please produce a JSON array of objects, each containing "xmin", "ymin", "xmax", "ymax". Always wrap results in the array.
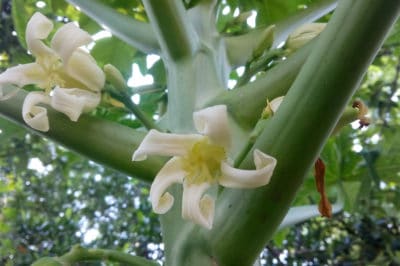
[
  {"xmin": 314, "ymin": 158, "xmax": 332, "ymax": 218},
  {"xmin": 352, "ymin": 99, "xmax": 370, "ymax": 129}
]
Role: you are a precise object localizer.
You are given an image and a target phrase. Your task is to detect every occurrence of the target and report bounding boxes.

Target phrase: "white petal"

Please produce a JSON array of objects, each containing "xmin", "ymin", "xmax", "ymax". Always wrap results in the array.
[
  {"xmin": 0, "ymin": 63, "xmax": 47, "ymax": 100},
  {"xmin": 269, "ymin": 96, "xmax": 284, "ymax": 113},
  {"xmin": 219, "ymin": 149, "xmax": 277, "ymax": 188},
  {"xmin": 132, "ymin": 129, "xmax": 202, "ymax": 161},
  {"xmin": 193, "ymin": 105, "xmax": 230, "ymax": 148},
  {"xmin": 25, "ymin": 12, "xmax": 54, "ymax": 57},
  {"xmin": 51, "ymin": 22, "xmax": 92, "ymax": 64},
  {"xmin": 22, "ymin": 91, "xmax": 51, "ymax": 132},
  {"xmin": 182, "ymin": 182, "xmax": 214, "ymax": 229},
  {"xmin": 150, "ymin": 157, "xmax": 185, "ymax": 214},
  {"xmin": 65, "ymin": 49, "xmax": 105, "ymax": 92},
  {"xmin": 51, "ymin": 87, "xmax": 100, "ymax": 121}
]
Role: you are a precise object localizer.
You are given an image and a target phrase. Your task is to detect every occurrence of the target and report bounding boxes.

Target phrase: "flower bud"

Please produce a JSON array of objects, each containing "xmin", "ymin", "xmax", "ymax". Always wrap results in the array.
[
  {"xmin": 285, "ymin": 23, "xmax": 326, "ymax": 53},
  {"xmin": 104, "ymin": 64, "xmax": 127, "ymax": 91},
  {"xmin": 252, "ymin": 25, "xmax": 275, "ymax": 59},
  {"xmin": 261, "ymin": 96, "xmax": 284, "ymax": 119}
]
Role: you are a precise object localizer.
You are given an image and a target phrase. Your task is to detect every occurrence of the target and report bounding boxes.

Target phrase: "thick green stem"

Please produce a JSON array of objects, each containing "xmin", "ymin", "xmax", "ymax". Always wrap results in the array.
[
  {"xmin": 0, "ymin": 91, "xmax": 164, "ymax": 183},
  {"xmin": 207, "ymin": 42, "xmax": 312, "ymax": 129},
  {"xmin": 209, "ymin": 1, "xmax": 400, "ymax": 265},
  {"xmin": 142, "ymin": 0, "xmax": 199, "ymax": 61},
  {"xmin": 59, "ymin": 245, "xmax": 158, "ymax": 266}
]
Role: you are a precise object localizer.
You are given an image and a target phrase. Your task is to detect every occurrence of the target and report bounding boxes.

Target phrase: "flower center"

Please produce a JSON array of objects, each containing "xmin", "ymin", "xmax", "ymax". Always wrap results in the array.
[
  {"xmin": 37, "ymin": 55, "xmax": 65, "ymax": 92},
  {"xmin": 181, "ymin": 137, "xmax": 226, "ymax": 185}
]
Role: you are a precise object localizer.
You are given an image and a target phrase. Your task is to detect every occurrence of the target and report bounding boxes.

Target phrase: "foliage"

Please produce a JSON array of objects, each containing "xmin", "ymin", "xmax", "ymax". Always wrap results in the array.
[{"xmin": 0, "ymin": 0, "xmax": 400, "ymax": 265}]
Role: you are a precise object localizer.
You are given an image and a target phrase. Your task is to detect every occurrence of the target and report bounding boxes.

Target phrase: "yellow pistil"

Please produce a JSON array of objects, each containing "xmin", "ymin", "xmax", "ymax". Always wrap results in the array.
[{"xmin": 181, "ymin": 137, "xmax": 226, "ymax": 185}]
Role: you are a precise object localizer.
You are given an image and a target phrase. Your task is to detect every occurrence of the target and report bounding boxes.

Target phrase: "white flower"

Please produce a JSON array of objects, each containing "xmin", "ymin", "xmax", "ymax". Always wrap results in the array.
[
  {"xmin": 132, "ymin": 105, "xmax": 277, "ymax": 229},
  {"xmin": 0, "ymin": 12, "xmax": 104, "ymax": 131}
]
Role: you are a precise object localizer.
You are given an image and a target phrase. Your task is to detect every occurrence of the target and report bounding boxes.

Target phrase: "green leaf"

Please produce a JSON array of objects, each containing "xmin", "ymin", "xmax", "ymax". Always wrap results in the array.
[
  {"xmin": 11, "ymin": 0, "xmax": 34, "ymax": 49},
  {"xmin": 91, "ymin": 36, "xmax": 137, "ymax": 79},
  {"xmin": 374, "ymin": 127, "xmax": 400, "ymax": 183},
  {"xmin": 65, "ymin": 0, "xmax": 160, "ymax": 53}
]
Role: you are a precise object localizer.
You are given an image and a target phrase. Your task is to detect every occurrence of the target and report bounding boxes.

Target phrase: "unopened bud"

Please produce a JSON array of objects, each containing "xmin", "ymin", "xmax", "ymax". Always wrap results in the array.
[
  {"xmin": 286, "ymin": 23, "xmax": 326, "ymax": 52},
  {"xmin": 253, "ymin": 25, "xmax": 275, "ymax": 59},
  {"xmin": 234, "ymin": 11, "xmax": 253, "ymax": 24},
  {"xmin": 332, "ymin": 99, "xmax": 370, "ymax": 134},
  {"xmin": 104, "ymin": 64, "xmax": 127, "ymax": 91},
  {"xmin": 261, "ymin": 96, "xmax": 284, "ymax": 119}
]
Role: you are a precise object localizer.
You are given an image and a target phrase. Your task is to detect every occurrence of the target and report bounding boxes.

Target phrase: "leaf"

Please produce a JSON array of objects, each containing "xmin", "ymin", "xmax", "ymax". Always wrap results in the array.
[
  {"xmin": 374, "ymin": 127, "xmax": 400, "ymax": 183},
  {"xmin": 11, "ymin": 0, "xmax": 34, "ymax": 49},
  {"xmin": 91, "ymin": 36, "xmax": 137, "ymax": 79},
  {"xmin": 65, "ymin": 0, "xmax": 160, "ymax": 53},
  {"xmin": 278, "ymin": 200, "xmax": 343, "ymax": 230}
]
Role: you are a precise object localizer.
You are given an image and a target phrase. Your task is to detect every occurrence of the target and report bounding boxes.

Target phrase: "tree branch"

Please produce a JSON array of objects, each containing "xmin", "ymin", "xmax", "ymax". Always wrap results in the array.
[
  {"xmin": 207, "ymin": 42, "xmax": 312, "ymax": 129},
  {"xmin": 32, "ymin": 245, "xmax": 159, "ymax": 266},
  {"xmin": 211, "ymin": 0, "xmax": 400, "ymax": 264},
  {"xmin": 0, "ymin": 90, "xmax": 164, "ymax": 183}
]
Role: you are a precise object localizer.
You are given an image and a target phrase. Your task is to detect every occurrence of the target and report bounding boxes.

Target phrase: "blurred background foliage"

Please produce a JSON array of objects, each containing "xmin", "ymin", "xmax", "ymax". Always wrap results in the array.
[{"xmin": 0, "ymin": 0, "xmax": 400, "ymax": 265}]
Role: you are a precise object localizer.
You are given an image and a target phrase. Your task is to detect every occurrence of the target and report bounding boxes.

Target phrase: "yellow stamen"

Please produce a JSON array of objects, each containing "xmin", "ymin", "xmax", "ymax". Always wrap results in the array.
[
  {"xmin": 37, "ymin": 55, "xmax": 65, "ymax": 92},
  {"xmin": 181, "ymin": 137, "xmax": 226, "ymax": 185}
]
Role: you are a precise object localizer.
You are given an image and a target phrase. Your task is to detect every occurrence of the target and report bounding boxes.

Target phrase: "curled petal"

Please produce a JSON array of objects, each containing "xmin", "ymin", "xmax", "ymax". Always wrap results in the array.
[
  {"xmin": 193, "ymin": 105, "xmax": 230, "ymax": 149},
  {"xmin": 22, "ymin": 92, "xmax": 51, "ymax": 132},
  {"xmin": 150, "ymin": 157, "xmax": 185, "ymax": 214},
  {"xmin": 132, "ymin": 129, "xmax": 202, "ymax": 161},
  {"xmin": 51, "ymin": 88, "xmax": 100, "ymax": 121},
  {"xmin": 65, "ymin": 50, "xmax": 105, "ymax": 92},
  {"xmin": 182, "ymin": 182, "xmax": 214, "ymax": 229},
  {"xmin": 0, "ymin": 63, "xmax": 47, "ymax": 100},
  {"xmin": 51, "ymin": 22, "xmax": 92, "ymax": 64},
  {"xmin": 26, "ymin": 12, "xmax": 54, "ymax": 57},
  {"xmin": 219, "ymin": 149, "xmax": 277, "ymax": 188}
]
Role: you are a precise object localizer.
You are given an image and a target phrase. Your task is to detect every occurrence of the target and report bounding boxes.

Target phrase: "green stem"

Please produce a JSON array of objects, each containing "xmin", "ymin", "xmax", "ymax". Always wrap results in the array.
[
  {"xmin": 209, "ymin": 0, "xmax": 400, "ymax": 264},
  {"xmin": 142, "ymin": 0, "xmax": 199, "ymax": 61},
  {"xmin": 65, "ymin": 0, "xmax": 160, "ymax": 54},
  {"xmin": 273, "ymin": 0, "xmax": 337, "ymax": 47},
  {"xmin": 235, "ymin": 49, "xmax": 284, "ymax": 88},
  {"xmin": 59, "ymin": 245, "xmax": 159, "ymax": 266},
  {"xmin": 106, "ymin": 87, "xmax": 162, "ymax": 131},
  {"xmin": 131, "ymin": 84, "xmax": 165, "ymax": 95},
  {"xmin": 207, "ymin": 42, "xmax": 312, "ymax": 129},
  {"xmin": 0, "ymin": 90, "xmax": 164, "ymax": 183}
]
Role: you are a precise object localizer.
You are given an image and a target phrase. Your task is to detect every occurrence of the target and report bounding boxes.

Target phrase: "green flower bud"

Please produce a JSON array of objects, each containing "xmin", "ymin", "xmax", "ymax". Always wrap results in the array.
[
  {"xmin": 253, "ymin": 25, "xmax": 275, "ymax": 59},
  {"xmin": 332, "ymin": 99, "xmax": 370, "ymax": 134},
  {"xmin": 261, "ymin": 96, "xmax": 284, "ymax": 119},
  {"xmin": 234, "ymin": 11, "xmax": 253, "ymax": 24}
]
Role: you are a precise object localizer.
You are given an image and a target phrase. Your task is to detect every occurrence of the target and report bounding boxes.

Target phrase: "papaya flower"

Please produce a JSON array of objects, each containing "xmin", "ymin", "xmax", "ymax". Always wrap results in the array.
[
  {"xmin": 132, "ymin": 105, "xmax": 277, "ymax": 229},
  {"xmin": 0, "ymin": 12, "xmax": 105, "ymax": 131}
]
